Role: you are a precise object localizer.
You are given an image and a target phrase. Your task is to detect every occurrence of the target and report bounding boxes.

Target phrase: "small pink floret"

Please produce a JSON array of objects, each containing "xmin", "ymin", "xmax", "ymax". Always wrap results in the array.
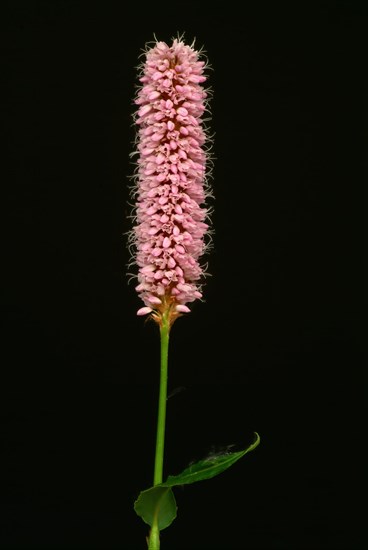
[
  {"xmin": 137, "ymin": 306, "xmax": 153, "ymax": 316},
  {"xmin": 175, "ymin": 304, "xmax": 191, "ymax": 313}
]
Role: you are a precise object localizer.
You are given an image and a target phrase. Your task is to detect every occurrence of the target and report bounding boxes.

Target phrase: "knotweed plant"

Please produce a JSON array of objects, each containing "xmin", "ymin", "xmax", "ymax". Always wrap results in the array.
[{"xmin": 128, "ymin": 35, "xmax": 260, "ymax": 550}]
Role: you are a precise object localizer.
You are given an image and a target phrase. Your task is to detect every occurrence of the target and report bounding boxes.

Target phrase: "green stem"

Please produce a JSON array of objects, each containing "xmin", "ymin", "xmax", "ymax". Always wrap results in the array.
[
  {"xmin": 148, "ymin": 522, "xmax": 160, "ymax": 550},
  {"xmin": 148, "ymin": 314, "xmax": 170, "ymax": 550}
]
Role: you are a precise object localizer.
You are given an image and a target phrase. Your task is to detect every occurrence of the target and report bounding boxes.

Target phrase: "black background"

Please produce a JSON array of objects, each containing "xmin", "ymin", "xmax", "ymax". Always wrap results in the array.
[{"xmin": 1, "ymin": 1, "xmax": 365, "ymax": 549}]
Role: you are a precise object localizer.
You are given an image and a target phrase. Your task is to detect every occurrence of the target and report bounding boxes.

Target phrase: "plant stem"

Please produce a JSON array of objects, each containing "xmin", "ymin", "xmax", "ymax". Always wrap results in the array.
[
  {"xmin": 148, "ymin": 313, "xmax": 170, "ymax": 550},
  {"xmin": 148, "ymin": 522, "xmax": 160, "ymax": 550}
]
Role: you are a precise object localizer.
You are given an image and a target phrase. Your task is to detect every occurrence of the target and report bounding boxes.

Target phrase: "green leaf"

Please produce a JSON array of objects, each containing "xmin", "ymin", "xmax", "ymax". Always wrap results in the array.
[
  {"xmin": 134, "ymin": 486, "xmax": 177, "ymax": 531},
  {"xmin": 161, "ymin": 432, "xmax": 260, "ymax": 487},
  {"xmin": 134, "ymin": 433, "xmax": 260, "ymax": 531}
]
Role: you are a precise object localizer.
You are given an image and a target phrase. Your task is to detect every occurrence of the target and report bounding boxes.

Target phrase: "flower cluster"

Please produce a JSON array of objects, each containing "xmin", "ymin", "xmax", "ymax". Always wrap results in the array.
[{"xmin": 129, "ymin": 37, "xmax": 212, "ymax": 323}]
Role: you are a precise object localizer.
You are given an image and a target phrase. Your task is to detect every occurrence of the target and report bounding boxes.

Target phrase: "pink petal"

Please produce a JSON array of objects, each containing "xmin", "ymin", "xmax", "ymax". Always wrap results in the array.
[
  {"xmin": 138, "ymin": 104, "xmax": 152, "ymax": 117},
  {"xmin": 147, "ymin": 296, "xmax": 162, "ymax": 304},
  {"xmin": 149, "ymin": 91, "xmax": 161, "ymax": 100},
  {"xmin": 177, "ymin": 107, "xmax": 188, "ymax": 116},
  {"xmin": 137, "ymin": 307, "xmax": 153, "ymax": 316},
  {"xmin": 175, "ymin": 305, "xmax": 191, "ymax": 313}
]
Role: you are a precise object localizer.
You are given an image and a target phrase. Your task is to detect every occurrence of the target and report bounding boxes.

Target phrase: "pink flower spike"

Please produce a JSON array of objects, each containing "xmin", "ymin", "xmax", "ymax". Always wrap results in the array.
[{"xmin": 128, "ymin": 35, "xmax": 213, "ymax": 326}]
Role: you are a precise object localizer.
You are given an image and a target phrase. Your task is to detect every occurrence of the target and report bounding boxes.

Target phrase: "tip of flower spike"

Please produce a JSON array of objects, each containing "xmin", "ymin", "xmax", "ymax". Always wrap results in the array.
[
  {"xmin": 175, "ymin": 304, "xmax": 191, "ymax": 313},
  {"xmin": 137, "ymin": 306, "xmax": 153, "ymax": 316}
]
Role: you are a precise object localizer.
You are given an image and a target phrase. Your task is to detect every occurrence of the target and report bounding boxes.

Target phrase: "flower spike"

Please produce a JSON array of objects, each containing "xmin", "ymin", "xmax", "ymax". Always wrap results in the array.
[{"xmin": 129, "ymin": 36, "xmax": 213, "ymax": 327}]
